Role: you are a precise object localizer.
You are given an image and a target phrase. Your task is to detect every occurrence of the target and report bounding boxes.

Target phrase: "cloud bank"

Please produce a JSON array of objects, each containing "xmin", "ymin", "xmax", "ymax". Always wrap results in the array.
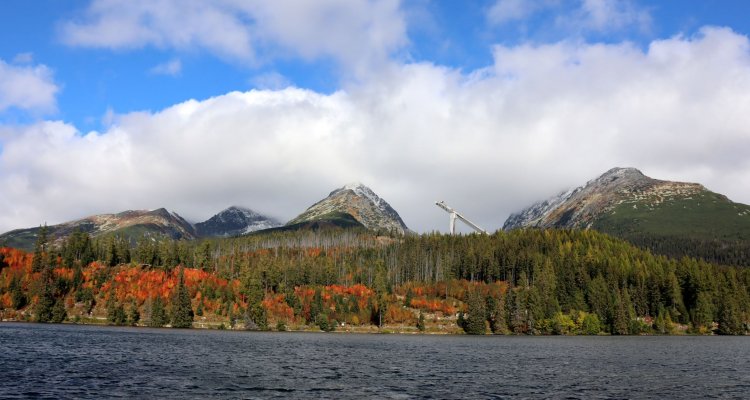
[
  {"xmin": 60, "ymin": 0, "xmax": 407, "ymax": 75},
  {"xmin": 0, "ymin": 59, "xmax": 59, "ymax": 114},
  {"xmin": 2, "ymin": 27, "xmax": 750, "ymax": 234}
]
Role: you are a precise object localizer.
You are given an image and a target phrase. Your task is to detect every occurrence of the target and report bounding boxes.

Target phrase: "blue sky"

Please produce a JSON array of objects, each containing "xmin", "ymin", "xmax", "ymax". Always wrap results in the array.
[
  {"xmin": 1, "ymin": 0, "xmax": 750, "ymax": 233},
  {"xmin": 3, "ymin": 0, "xmax": 749, "ymax": 128}
]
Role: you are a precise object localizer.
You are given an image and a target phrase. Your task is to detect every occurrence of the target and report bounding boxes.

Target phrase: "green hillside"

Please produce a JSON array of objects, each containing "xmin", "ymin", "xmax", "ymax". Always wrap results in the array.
[
  {"xmin": 253, "ymin": 211, "xmax": 365, "ymax": 234},
  {"xmin": 593, "ymin": 189, "xmax": 750, "ymax": 266}
]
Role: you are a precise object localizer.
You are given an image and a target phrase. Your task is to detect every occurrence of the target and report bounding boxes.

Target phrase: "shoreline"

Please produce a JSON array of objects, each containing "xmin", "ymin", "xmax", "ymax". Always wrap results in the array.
[{"xmin": 1, "ymin": 319, "xmax": 730, "ymax": 336}]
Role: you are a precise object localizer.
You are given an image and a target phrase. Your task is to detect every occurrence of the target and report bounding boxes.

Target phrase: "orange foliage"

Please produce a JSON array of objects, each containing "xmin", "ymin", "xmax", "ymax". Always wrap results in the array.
[
  {"xmin": 0, "ymin": 292, "xmax": 11, "ymax": 308},
  {"xmin": 262, "ymin": 293, "xmax": 294, "ymax": 322},
  {"xmin": 409, "ymin": 297, "xmax": 456, "ymax": 315},
  {"xmin": 386, "ymin": 306, "xmax": 414, "ymax": 324}
]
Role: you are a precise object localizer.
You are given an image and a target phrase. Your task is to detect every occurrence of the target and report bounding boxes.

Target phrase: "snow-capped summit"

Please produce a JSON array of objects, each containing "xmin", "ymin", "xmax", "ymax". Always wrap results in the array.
[
  {"xmin": 502, "ymin": 167, "xmax": 705, "ymax": 230},
  {"xmin": 287, "ymin": 183, "xmax": 409, "ymax": 234},
  {"xmin": 195, "ymin": 206, "xmax": 281, "ymax": 237}
]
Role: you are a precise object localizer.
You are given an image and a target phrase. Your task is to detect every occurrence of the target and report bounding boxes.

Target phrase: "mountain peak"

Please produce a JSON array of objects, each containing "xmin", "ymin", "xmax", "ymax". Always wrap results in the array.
[
  {"xmin": 195, "ymin": 206, "xmax": 280, "ymax": 237},
  {"xmin": 289, "ymin": 183, "xmax": 408, "ymax": 234},
  {"xmin": 504, "ymin": 167, "xmax": 712, "ymax": 231},
  {"xmin": 601, "ymin": 167, "xmax": 644, "ymax": 178},
  {"xmin": 342, "ymin": 182, "xmax": 367, "ymax": 191}
]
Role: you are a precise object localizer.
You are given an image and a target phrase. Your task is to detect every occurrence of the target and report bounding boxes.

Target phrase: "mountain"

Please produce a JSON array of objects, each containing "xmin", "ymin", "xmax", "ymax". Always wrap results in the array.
[
  {"xmin": 195, "ymin": 206, "xmax": 281, "ymax": 237},
  {"xmin": 503, "ymin": 167, "xmax": 750, "ymax": 266},
  {"xmin": 0, "ymin": 208, "xmax": 196, "ymax": 250},
  {"xmin": 287, "ymin": 183, "xmax": 409, "ymax": 234}
]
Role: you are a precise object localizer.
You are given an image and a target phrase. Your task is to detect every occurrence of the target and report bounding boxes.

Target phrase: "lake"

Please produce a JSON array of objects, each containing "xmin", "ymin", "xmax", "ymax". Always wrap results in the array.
[{"xmin": 0, "ymin": 323, "xmax": 748, "ymax": 399}]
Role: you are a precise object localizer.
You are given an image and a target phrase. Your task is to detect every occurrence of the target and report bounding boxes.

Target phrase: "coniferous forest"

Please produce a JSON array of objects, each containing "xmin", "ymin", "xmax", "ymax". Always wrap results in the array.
[{"xmin": 1, "ymin": 226, "xmax": 748, "ymax": 335}]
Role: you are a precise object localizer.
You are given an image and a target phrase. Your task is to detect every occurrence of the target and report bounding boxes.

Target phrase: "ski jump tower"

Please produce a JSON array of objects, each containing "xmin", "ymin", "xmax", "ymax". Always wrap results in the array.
[{"xmin": 435, "ymin": 201, "xmax": 488, "ymax": 235}]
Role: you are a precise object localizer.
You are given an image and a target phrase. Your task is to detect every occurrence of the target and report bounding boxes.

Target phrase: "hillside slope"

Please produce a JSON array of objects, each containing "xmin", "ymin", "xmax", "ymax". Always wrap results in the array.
[
  {"xmin": 0, "ymin": 208, "xmax": 196, "ymax": 250},
  {"xmin": 504, "ymin": 167, "xmax": 750, "ymax": 266}
]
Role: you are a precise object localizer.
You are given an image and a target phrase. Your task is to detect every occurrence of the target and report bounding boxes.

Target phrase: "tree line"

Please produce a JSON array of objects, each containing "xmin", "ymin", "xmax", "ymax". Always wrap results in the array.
[{"xmin": 1, "ymin": 226, "xmax": 748, "ymax": 334}]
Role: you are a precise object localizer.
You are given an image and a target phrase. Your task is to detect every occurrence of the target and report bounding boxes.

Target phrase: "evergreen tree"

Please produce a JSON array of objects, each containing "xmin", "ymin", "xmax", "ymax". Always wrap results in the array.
[
  {"xmin": 692, "ymin": 291, "xmax": 714, "ymax": 331},
  {"xmin": 242, "ymin": 274, "xmax": 267, "ymax": 330},
  {"xmin": 10, "ymin": 276, "xmax": 26, "ymax": 309},
  {"xmin": 404, "ymin": 288, "xmax": 414, "ymax": 307},
  {"xmin": 717, "ymin": 293, "xmax": 744, "ymax": 335},
  {"xmin": 171, "ymin": 269, "xmax": 194, "ymax": 328},
  {"xmin": 373, "ymin": 265, "xmax": 389, "ymax": 328},
  {"xmin": 148, "ymin": 296, "xmax": 168, "ymax": 327},
  {"xmin": 309, "ymin": 287, "xmax": 324, "ymax": 323},
  {"xmin": 31, "ymin": 225, "xmax": 49, "ymax": 273},
  {"xmin": 35, "ymin": 258, "xmax": 55, "ymax": 323},
  {"xmin": 106, "ymin": 294, "xmax": 124, "ymax": 325},
  {"xmin": 51, "ymin": 298, "xmax": 67, "ymax": 323},
  {"xmin": 463, "ymin": 291, "xmax": 487, "ymax": 335},
  {"xmin": 416, "ymin": 311, "xmax": 426, "ymax": 332},
  {"xmin": 485, "ymin": 295, "xmax": 503, "ymax": 333},
  {"xmin": 316, "ymin": 313, "xmax": 334, "ymax": 332},
  {"xmin": 128, "ymin": 300, "xmax": 140, "ymax": 326}
]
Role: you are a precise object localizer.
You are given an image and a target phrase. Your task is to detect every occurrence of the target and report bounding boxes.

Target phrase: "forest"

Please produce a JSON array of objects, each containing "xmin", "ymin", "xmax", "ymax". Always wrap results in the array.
[{"xmin": 0, "ymin": 226, "xmax": 748, "ymax": 335}]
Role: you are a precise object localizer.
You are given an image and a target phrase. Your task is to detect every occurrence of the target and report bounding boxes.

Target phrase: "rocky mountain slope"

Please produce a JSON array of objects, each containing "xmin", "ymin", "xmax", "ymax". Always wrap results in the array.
[
  {"xmin": 503, "ymin": 167, "xmax": 750, "ymax": 266},
  {"xmin": 195, "ymin": 206, "xmax": 280, "ymax": 237},
  {"xmin": 287, "ymin": 183, "xmax": 409, "ymax": 235},
  {"xmin": 0, "ymin": 208, "xmax": 197, "ymax": 250},
  {"xmin": 504, "ymin": 167, "xmax": 707, "ymax": 230}
]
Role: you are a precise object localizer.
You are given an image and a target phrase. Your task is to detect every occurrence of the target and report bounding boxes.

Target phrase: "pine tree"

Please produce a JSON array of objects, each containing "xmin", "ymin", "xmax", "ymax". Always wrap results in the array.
[
  {"xmin": 35, "ymin": 256, "xmax": 55, "ymax": 323},
  {"xmin": 404, "ymin": 288, "xmax": 414, "ymax": 307},
  {"xmin": 485, "ymin": 295, "xmax": 504, "ymax": 333},
  {"xmin": 106, "ymin": 294, "xmax": 123, "ymax": 325},
  {"xmin": 416, "ymin": 311, "xmax": 426, "ymax": 332},
  {"xmin": 171, "ymin": 269, "xmax": 194, "ymax": 328},
  {"xmin": 31, "ymin": 225, "xmax": 49, "ymax": 273},
  {"xmin": 128, "ymin": 300, "xmax": 140, "ymax": 326},
  {"xmin": 309, "ymin": 288, "xmax": 323, "ymax": 324},
  {"xmin": 51, "ymin": 298, "xmax": 67, "ymax": 323},
  {"xmin": 717, "ymin": 293, "xmax": 743, "ymax": 335},
  {"xmin": 148, "ymin": 296, "xmax": 168, "ymax": 327},
  {"xmin": 10, "ymin": 276, "xmax": 26, "ymax": 309},
  {"xmin": 463, "ymin": 291, "xmax": 487, "ymax": 335}
]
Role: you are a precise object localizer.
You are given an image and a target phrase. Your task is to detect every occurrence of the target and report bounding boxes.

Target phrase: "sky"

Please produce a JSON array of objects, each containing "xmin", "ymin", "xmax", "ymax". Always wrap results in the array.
[{"xmin": 1, "ymin": 0, "xmax": 750, "ymax": 234}]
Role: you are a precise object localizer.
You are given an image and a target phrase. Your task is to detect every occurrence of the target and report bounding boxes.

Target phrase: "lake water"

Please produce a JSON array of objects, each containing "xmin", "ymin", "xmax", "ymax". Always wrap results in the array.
[{"xmin": 0, "ymin": 323, "xmax": 748, "ymax": 399}]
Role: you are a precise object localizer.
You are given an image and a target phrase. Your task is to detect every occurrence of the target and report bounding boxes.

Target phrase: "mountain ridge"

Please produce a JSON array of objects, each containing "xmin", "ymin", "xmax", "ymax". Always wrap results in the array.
[
  {"xmin": 195, "ymin": 206, "xmax": 281, "ymax": 237},
  {"xmin": 288, "ymin": 182, "xmax": 409, "ymax": 234},
  {"xmin": 503, "ymin": 167, "xmax": 750, "ymax": 266}
]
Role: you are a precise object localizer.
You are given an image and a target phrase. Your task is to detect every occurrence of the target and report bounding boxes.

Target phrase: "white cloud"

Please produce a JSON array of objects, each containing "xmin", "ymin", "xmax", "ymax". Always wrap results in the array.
[
  {"xmin": 60, "ymin": 0, "xmax": 256, "ymax": 61},
  {"xmin": 487, "ymin": 0, "xmax": 651, "ymax": 35},
  {"xmin": 13, "ymin": 53, "xmax": 34, "ymax": 64},
  {"xmin": 0, "ymin": 59, "xmax": 59, "ymax": 114},
  {"xmin": 60, "ymin": 0, "xmax": 407, "ymax": 75},
  {"xmin": 250, "ymin": 71, "xmax": 291, "ymax": 90},
  {"xmin": 150, "ymin": 59, "xmax": 182, "ymax": 76},
  {"xmin": 575, "ymin": 0, "xmax": 652, "ymax": 33},
  {"xmin": 2, "ymin": 27, "xmax": 750, "ymax": 234},
  {"xmin": 487, "ymin": 0, "xmax": 543, "ymax": 26}
]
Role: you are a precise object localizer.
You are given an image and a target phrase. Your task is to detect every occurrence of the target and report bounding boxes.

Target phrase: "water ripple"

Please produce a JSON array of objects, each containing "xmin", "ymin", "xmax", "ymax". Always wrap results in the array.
[{"xmin": 1, "ymin": 323, "xmax": 749, "ymax": 399}]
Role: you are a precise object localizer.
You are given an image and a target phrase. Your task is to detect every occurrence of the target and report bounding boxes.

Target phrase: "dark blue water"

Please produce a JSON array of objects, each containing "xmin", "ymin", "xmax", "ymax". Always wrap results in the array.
[{"xmin": 0, "ymin": 323, "xmax": 748, "ymax": 399}]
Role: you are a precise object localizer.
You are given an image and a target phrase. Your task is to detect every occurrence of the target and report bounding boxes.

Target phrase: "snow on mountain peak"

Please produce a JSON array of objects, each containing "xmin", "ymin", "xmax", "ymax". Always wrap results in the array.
[{"xmin": 338, "ymin": 182, "xmax": 384, "ymax": 209}]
